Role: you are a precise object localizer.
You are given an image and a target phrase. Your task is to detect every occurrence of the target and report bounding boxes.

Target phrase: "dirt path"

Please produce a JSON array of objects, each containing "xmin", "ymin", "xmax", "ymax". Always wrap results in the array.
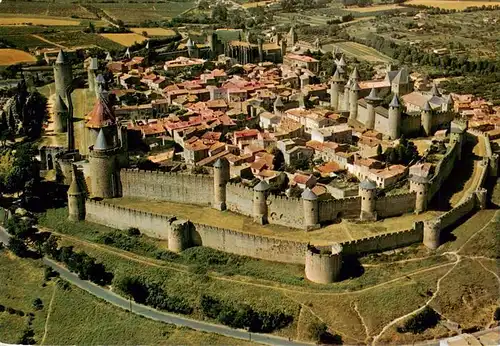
[
  {"xmin": 32, "ymin": 35, "xmax": 67, "ymax": 49},
  {"xmin": 353, "ymin": 302, "xmax": 370, "ymax": 344},
  {"xmin": 40, "ymin": 284, "xmax": 57, "ymax": 345}
]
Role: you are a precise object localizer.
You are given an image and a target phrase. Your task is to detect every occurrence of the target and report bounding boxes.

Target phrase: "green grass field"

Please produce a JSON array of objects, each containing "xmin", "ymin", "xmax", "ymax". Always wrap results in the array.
[
  {"xmin": 0, "ymin": 2, "xmax": 97, "ymax": 19},
  {"xmin": 99, "ymin": 2, "xmax": 195, "ymax": 24},
  {"xmin": 324, "ymin": 41, "xmax": 393, "ymax": 63}
]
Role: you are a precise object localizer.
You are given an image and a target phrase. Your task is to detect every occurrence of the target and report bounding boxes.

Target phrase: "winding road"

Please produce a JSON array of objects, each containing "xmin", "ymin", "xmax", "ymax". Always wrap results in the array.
[{"xmin": 0, "ymin": 227, "xmax": 309, "ymax": 346}]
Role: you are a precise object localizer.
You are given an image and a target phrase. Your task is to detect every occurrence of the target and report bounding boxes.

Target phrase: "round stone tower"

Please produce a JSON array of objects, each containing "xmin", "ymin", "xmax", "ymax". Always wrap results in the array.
[
  {"xmin": 409, "ymin": 175, "xmax": 429, "ymax": 214},
  {"xmin": 213, "ymin": 158, "xmax": 230, "ymax": 211},
  {"xmin": 364, "ymin": 87, "xmax": 382, "ymax": 130},
  {"xmin": 302, "ymin": 188, "xmax": 319, "ymax": 231},
  {"xmin": 359, "ymin": 179, "xmax": 377, "ymax": 221},
  {"xmin": 53, "ymin": 50, "xmax": 73, "ymax": 102},
  {"xmin": 349, "ymin": 81, "xmax": 360, "ymax": 121},
  {"xmin": 475, "ymin": 188, "xmax": 488, "ymax": 210},
  {"xmin": 89, "ymin": 128, "xmax": 120, "ymax": 199},
  {"xmin": 388, "ymin": 94, "xmax": 401, "ymax": 140},
  {"xmin": 186, "ymin": 38, "xmax": 196, "ymax": 58},
  {"xmin": 421, "ymin": 100, "xmax": 433, "ymax": 137},
  {"xmin": 52, "ymin": 95, "xmax": 68, "ymax": 134},
  {"xmin": 253, "ymin": 180, "xmax": 270, "ymax": 225},
  {"xmin": 305, "ymin": 243, "xmax": 343, "ymax": 284},
  {"xmin": 329, "ymin": 69, "xmax": 343, "ymax": 110},
  {"xmin": 423, "ymin": 219, "xmax": 441, "ymax": 249},
  {"xmin": 168, "ymin": 219, "xmax": 190, "ymax": 253},
  {"xmin": 342, "ymin": 79, "xmax": 352, "ymax": 111},
  {"xmin": 67, "ymin": 164, "xmax": 86, "ymax": 221},
  {"xmin": 87, "ymin": 57, "xmax": 98, "ymax": 93}
]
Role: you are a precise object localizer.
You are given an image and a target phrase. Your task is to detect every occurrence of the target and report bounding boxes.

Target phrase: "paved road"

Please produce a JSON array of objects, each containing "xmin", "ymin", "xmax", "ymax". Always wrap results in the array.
[{"xmin": 0, "ymin": 227, "xmax": 309, "ymax": 346}]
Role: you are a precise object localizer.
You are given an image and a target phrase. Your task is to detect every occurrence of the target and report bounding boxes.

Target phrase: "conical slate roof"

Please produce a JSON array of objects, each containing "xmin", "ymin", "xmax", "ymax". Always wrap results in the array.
[
  {"xmin": 254, "ymin": 180, "xmax": 270, "ymax": 192},
  {"xmin": 274, "ymin": 95, "xmax": 284, "ymax": 108},
  {"xmin": 337, "ymin": 55, "xmax": 346, "ymax": 67},
  {"xmin": 345, "ymin": 79, "xmax": 352, "ymax": 89},
  {"xmin": 94, "ymin": 128, "xmax": 111, "ymax": 150},
  {"xmin": 301, "ymin": 188, "xmax": 317, "ymax": 200},
  {"xmin": 96, "ymin": 74, "xmax": 105, "ymax": 85},
  {"xmin": 105, "ymin": 52, "xmax": 113, "ymax": 62},
  {"xmin": 365, "ymin": 88, "xmax": 382, "ymax": 102},
  {"xmin": 351, "ymin": 81, "xmax": 361, "ymax": 92},
  {"xmin": 53, "ymin": 95, "xmax": 68, "ymax": 113},
  {"xmin": 389, "ymin": 94, "xmax": 400, "ymax": 108},
  {"xmin": 214, "ymin": 157, "xmax": 228, "ymax": 168},
  {"xmin": 360, "ymin": 179, "xmax": 377, "ymax": 190},
  {"xmin": 56, "ymin": 50, "xmax": 67, "ymax": 64},
  {"xmin": 423, "ymin": 100, "xmax": 432, "ymax": 112},
  {"xmin": 430, "ymin": 84, "xmax": 441, "ymax": 97},
  {"xmin": 350, "ymin": 66, "xmax": 360, "ymax": 80},
  {"xmin": 124, "ymin": 47, "xmax": 131, "ymax": 58},
  {"xmin": 186, "ymin": 38, "xmax": 195, "ymax": 48},
  {"xmin": 331, "ymin": 69, "xmax": 344, "ymax": 83}
]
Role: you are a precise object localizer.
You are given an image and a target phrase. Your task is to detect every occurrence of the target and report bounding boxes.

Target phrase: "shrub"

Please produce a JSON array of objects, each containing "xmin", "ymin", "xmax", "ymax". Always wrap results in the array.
[
  {"xmin": 56, "ymin": 279, "xmax": 71, "ymax": 291},
  {"xmin": 127, "ymin": 227, "xmax": 141, "ymax": 236},
  {"xmin": 32, "ymin": 298, "xmax": 43, "ymax": 311},
  {"xmin": 18, "ymin": 327, "xmax": 35, "ymax": 345},
  {"xmin": 6, "ymin": 307, "xmax": 15, "ymax": 314},
  {"xmin": 397, "ymin": 306, "xmax": 441, "ymax": 334},
  {"xmin": 0, "ymin": 304, "xmax": 5, "ymax": 312},
  {"xmin": 17, "ymin": 310, "xmax": 25, "ymax": 317},
  {"xmin": 494, "ymin": 307, "xmax": 500, "ymax": 321}
]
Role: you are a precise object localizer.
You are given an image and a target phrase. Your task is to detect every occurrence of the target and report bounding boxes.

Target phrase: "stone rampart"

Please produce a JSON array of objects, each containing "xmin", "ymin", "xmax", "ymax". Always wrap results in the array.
[
  {"xmin": 428, "ymin": 140, "xmax": 459, "ymax": 201},
  {"xmin": 438, "ymin": 194, "xmax": 476, "ymax": 230},
  {"xmin": 85, "ymin": 199, "xmax": 172, "ymax": 239},
  {"xmin": 375, "ymin": 192, "xmax": 416, "ymax": 218},
  {"xmin": 268, "ymin": 195, "xmax": 304, "ymax": 227},
  {"xmin": 318, "ymin": 196, "xmax": 361, "ymax": 222},
  {"xmin": 226, "ymin": 182, "xmax": 253, "ymax": 216},
  {"xmin": 338, "ymin": 226, "xmax": 423, "ymax": 255},
  {"xmin": 121, "ymin": 169, "xmax": 214, "ymax": 205}
]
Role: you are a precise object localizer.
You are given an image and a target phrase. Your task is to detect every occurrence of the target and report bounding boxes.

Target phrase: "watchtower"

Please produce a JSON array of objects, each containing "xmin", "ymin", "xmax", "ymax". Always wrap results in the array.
[
  {"xmin": 302, "ymin": 188, "xmax": 319, "ymax": 231},
  {"xmin": 329, "ymin": 69, "xmax": 344, "ymax": 110},
  {"xmin": 388, "ymin": 94, "xmax": 401, "ymax": 140},
  {"xmin": 305, "ymin": 243, "xmax": 343, "ymax": 284},
  {"xmin": 253, "ymin": 180, "xmax": 270, "ymax": 225},
  {"xmin": 87, "ymin": 57, "xmax": 98, "ymax": 93},
  {"xmin": 52, "ymin": 95, "xmax": 68, "ymax": 134},
  {"xmin": 53, "ymin": 50, "xmax": 73, "ymax": 103},
  {"xmin": 423, "ymin": 219, "xmax": 441, "ymax": 249},
  {"xmin": 421, "ymin": 101, "xmax": 433, "ymax": 137},
  {"xmin": 409, "ymin": 175, "xmax": 429, "ymax": 214},
  {"xmin": 365, "ymin": 88, "xmax": 382, "ymax": 130},
  {"xmin": 213, "ymin": 158, "xmax": 230, "ymax": 211},
  {"xmin": 89, "ymin": 128, "xmax": 120, "ymax": 199},
  {"xmin": 349, "ymin": 81, "xmax": 360, "ymax": 121},
  {"xmin": 359, "ymin": 179, "xmax": 377, "ymax": 221},
  {"xmin": 67, "ymin": 164, "xmax": 86, "ymax": 221}
]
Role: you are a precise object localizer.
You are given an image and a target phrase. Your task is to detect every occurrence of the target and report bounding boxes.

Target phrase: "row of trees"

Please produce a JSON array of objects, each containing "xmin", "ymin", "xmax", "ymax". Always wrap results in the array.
[{"xmin": 200, "ymin": 294, "xmax": 293, "ymax": 332}]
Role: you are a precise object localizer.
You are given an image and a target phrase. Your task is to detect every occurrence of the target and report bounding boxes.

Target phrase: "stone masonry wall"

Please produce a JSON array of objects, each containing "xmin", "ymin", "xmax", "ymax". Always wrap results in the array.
[
  {"xmin": 318, "ymin": 197, "xmax": 361, "ymax": 222},
  {"xmin": 121, "ymin": 169, "xmax": 214, "ymax": 205},
  {"xmin": 267, "ymin": 195, "xmax": 304, "ymax": 227},
  {"xmin": 438, "ymin": 194, "xmax": 476, "ymax": 230},
  {"xmin": 428, "ymin": 140, "xmax": 459, "ymax": 201},
  {"xmin": 226, "ymin": 182, "xmax": 253, "ymax": 216},
  {"xmin": 375, "ymin": 192, "xmax": 416, "ymax": 218}
]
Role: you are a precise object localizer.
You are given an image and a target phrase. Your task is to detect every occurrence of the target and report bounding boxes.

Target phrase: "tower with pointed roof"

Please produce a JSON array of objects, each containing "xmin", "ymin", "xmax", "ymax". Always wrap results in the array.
[
  {"xmin": 288, "ymin": 26, "xmax": 297, "ymax": 47},
  {"xmin": 213, "ymin": 157, "xmax": 230, "ymax": 211},
  {"xmin": 89, "ymin": 128, "xmax": 120, "ymax": 198},
  {"xmin": 388, "ymin": 94, "xmax": 401, "ymax": 140},
  {"xmin": 253, "ymin": 180, "xmax": 270, "ymax": 224},
  {"xmin": 274, "ymin": 95, "xmax": 285, "ymax": 115},
  {"xmin": 342, "ymin": 79, "xmax": 351, "ymax": 111},
  {"xmin": 329, "ymin": 69, "xmax": 343, "ymax": 110},
  {"xmin": 53, "ymin": 95, "xmax": 68, "ymax": 133},
  {"xmin": 365, "ymin": 88, "xmax": 382, "ymax": 130},
  {"xmin": 359, "ymin": 179, "xmax": 377, "ymax": 221},
  {"xmin": 67, "ymin": 164, "xmax": 86, "ymax": 221},
  {"xmin": 349, "ymin": 81, "xmax": 360, "ymax": 121},
  {"xmin": 87, "ymin": 57, "xmax": 98, "ymax": 93},
  {"xmin": 409, "ymin": 175, "xmax": 429, "ymax": 214},
  {"xmin": 186, "ymin": 38, "xmax": 198, "ymax": 58},
  {"xmin": 421, "ymin": 100, "xmax": 433, "ymax": 137},
  {"xmin": 53, "ymin": 50, "xmax": 73, "ymax": 103}
]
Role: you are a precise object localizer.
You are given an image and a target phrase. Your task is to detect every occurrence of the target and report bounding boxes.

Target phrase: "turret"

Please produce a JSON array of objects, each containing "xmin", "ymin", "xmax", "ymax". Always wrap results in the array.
[
  {"xmin": 305, "ymin": 243, "xmax": 343, "ymax": 284},
  {"xmin": 423, "ymin": 219, "xmax": 441, "ymax": 249},
  {"xmin": 95, "ymin": 74, "xmax": 106, "ymax": 97},
  {"xmin": 450, "ymin": 120, "xmax": 467, "ymax": 160},
  {"xmin": 105, "ymin": 52, "xmax": 113, "ymax": 63},
  {"xmin": 359, "ymin": 179, "xmax": 377, "ymax": 221},
  {"xmin": 53, "ymin": 50, "xmax": 73, "ymax": 103},
  {"xmin": 349, "ymin": 81, "xmax": 360, "ymax": 121},
  {"xmin": 342, "ymin": 79, "xmax": 352, "ymax": 111},
  {"xmin": 300, "ymin": 74, "xmax": 309, "ymax": 90},
  {"xmin": 186, "ymin": 38, "xmax": 196, "ymax": 58},
  {"xmin": 258, "ymin": 38, "xmax": 264, "ymax": 62},
  {"xmin": 89, "ymin": 128, "xmax": 120, "ymax": 199},
  {"xmin": 364, "ymin": 88, "xmax": 382, "ymax": 130},
  {"xmin": 421, "ymin": 101, "xmax": 433, "ymax": 137},
  {"xmin": 67, "ymin": 165, "xmax": 86, "ymax": 221},
  {"xmin": 52, "ymin": 95, "xmax": 68, "ymax": 133},
  {"xmin": 302, "ymin": 188, "xmax": 319, "ymax": 231},
  {"xmin": 388, "ymin": 94, "xmax": 401, "ymax": 140},
  {"xmin": 280, "ymin": 38, "xmax": 287, "ymax": 60},
  {"xmin": 213, "ymin": 158, "xmax": 230, "ymax": 211},
  {"xmin": 409, "ymin": 175, "xmax": 429, "ymax": 214},
  {"xmin": 288, "ymin": 26, "xmax": 297, "ymax": 47},
  {"xmin": 253, "ymin": 180, "xmax": 269, "ymax": 224},
  {"xmin": 350, "ymin": 66, "xmax": 360, "ymax": 82},
  {"xmin": 329, "ymin": 69, "xmax": 343, "ymax": 110},
  {"xmin": 124, "ymin": 47, "xmax": 131, "ymax": 60},
  {"xmin": 87, "ymin": 57, "xmax": 98, "ymax": 93}
]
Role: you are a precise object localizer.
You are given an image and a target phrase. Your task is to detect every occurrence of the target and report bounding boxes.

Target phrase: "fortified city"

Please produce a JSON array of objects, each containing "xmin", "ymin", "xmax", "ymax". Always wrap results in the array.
[{"xmin": 0, "ymin": 0, "xmax": 499, "ymax": 344}]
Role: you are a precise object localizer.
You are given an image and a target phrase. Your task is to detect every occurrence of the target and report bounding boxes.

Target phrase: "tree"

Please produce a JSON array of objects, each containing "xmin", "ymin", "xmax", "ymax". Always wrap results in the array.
[
  {"xmin": 397, "ymin": 306, "xmax": 440, "ymax": 334},
  {"xmin": 198, "ymin": 0, "xmax": 209, "ymax": 10},
  {"xmin": 376, "ymin": 144, "xmax": 383, "ymax": 157},
  {"xmin": 32, "ymin": 298, "xmax": 43, "ymax": 310},
  {"xmin": 211, "ymin": 4, "xmax": 228, "ymax": 22},
  {"xmin": 8, "ymin": 237, "xmax": 29, "ymax": 257}
]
